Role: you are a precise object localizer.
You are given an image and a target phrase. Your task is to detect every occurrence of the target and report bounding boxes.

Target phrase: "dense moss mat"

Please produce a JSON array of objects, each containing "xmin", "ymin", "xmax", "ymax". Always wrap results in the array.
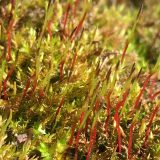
[{"xmin": 0, "ymin": 0, "xmax": 160, "ymax": 159}]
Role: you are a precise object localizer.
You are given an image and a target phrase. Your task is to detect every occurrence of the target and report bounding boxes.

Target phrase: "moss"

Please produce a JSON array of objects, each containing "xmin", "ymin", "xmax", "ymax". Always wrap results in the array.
[{"xmin": 0, "ymin": 0, "xmax": 160, "ymax": 159}]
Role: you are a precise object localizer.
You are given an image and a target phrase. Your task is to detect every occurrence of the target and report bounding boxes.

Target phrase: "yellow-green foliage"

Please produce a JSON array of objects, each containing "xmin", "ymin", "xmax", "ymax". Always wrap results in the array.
[{"xmin": 0, "ymin": 0, "xmax": 160, "ymax": 159}]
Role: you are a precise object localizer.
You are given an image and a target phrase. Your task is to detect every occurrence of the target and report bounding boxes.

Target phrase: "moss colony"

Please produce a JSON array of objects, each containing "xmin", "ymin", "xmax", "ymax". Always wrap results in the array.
[{"xmin": 0, "ymin": 0, "xmax": 160, "ymax": 159}]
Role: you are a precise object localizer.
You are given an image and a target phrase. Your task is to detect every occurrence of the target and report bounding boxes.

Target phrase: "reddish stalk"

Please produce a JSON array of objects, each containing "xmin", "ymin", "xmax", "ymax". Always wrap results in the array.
[
  {"xmin": 137, "ymin": 68, "xmax": 142, "ymax": 80},
  {"xmin": 74, "ymin": 0, "xmax": 79, "ymax": 17},
  {"xmin": 55, "ymin": 96, "xmax": 64, "ymax": 117},
  {"xmin": 129, "ymin": 63, "xmax": 135, "ymax": 79},
  {"xmin": 121, "ymin": 4, "xmax": 143, "ymax": 64},
  {"xmin": 114, "ymin": 89, "xmax": 129, "ymax": 152},
  {"xmin": 70, "ymin": 53, "xmax": 77, "ymax": 70},
  {"xmin": 68, "ymin": 53, "xmax": 78, "ymax": 81},
  {"xmin": 93, "ymin": 98, "xmax": 100, "ymax": 112},
  {"xmin": 74, "ymin": 111, "xmax": 85, "ymax": 160},
  {"xmin": 128, "ymin": 122, "xmax": 136, "ymax": 160},
  {"xmin": 114, "ymin": 111, "xmax": 122, "ymax": 152},
  {"xmin": 68, "ymin": 125, "xmax": 76, "ymax": 146},
  {"xmin": 136, "ymin": 3, "xmax": 143, "ymax": 20},
  {"xmin": 84, "ymin": 116, "xmax": 90, "ymax": 142},
  {"xmin": 105, "ymin": 92, "xmax": 111, "ymax": 132},
  {"xmin": 121, "ymin": 40, "xmax": 129, "ymax": 63},
  {"xmin": 105, "ymin": 67, "xmax": 112, "ymax": 82},
  {"xmin": 143, "ymin": 106, "xmax": 159, "ymax": 147},
  {"xmin": 47, "ymin": 20, "xmax": 53, "ymax": 38},
  {"xmin": 22, "ymin": 73, "xmax": 35, "ymax": 98},
  {"xmin": 30, "ymin": 78, "xmax": 38, "ymax": 97},
  {"xmin": 6, "ymin": 20, "xmax": 14, "ymax": 61},
  {"xmin": 22, "ymin": 79, "xmax": 31, "ymax": 98},
  {"xmin": 54, "ymin": 96, "xmax": 65, "ymax": 120},
  {"xmin": 70, "ymin": 11, "xmax": 87, "ymax": 41},
  {"xmin": 86, "ymin": 124, "xmax": 97, "ymax": 160},
  {"xmin": 9, "ymin": 0, "xmax": 15, "ymax": 20},
  {"xmin": 59, "ymin": 60, "xmax": 65, "ymax": 81},
  {"xmin": 38, "ymin": 87, "xmax": 44, "ymax": 98},
  {"xmin": 134, "ymin": 74, "xmax": 152, "ymax": 110},
  {"xmin": 63, "ymin": 3, "xmax": 71, "ymax": 31},
  {"xmin": 10, "ymin": 0, "xmax": 15, "ymax": 12},
  {"xmin": 70, "ymin": 27, "xmax": 77, "ymax": 40},
  {"xmin": 3, "ymin": 66, "xmax": 15, "ymax": 99}
]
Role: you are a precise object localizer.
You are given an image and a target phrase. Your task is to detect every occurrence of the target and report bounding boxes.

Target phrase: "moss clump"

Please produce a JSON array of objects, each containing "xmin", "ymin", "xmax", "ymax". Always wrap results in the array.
[{"xmin": 0, "ymin": 0, "xmax": 160, "ymax": 159}]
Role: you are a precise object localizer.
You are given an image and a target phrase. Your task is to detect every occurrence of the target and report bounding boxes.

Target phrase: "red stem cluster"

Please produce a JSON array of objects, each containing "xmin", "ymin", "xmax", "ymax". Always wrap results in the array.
[
  {"xmin": 68, "ymin": 125, "xmax": 76, "ymax": 146},
  {"xmin": 22, "ymin": 79, "xmax": 31, "ymax": 98},
  {"xmin": 3, "ymin": 66, "xmax": 15, "ymax": 99},
  {"xmin": 114, "ymin": 89, "xmax": 129, "ymax": 152},
  {"xmin": 10, "ymin": 0, "xmax": 15, "ymax": 12},
  {"xmin": 70, "ymin": 11, "xmax": 87, "ymax": 41},
  {"xmin": 93, "ymin": 98, "xmax": 100, "ymax": 112},
  {"xmin": 29, "ymin": 77, "xmax": 38, "ymax": 97},
  {"xmin": 134, "ymin": 74, "xmax": 152, "ymax": 110},
  {"xmin": 6, "ymin": 20, "xmax": 14, "ymax": 61},
  {"xmin": 143, "ymin": 106, "xmax": 159, "ymax": 147},
  {"xmin": 128, "ymin": 122, "xmax": 136, "ymax": 160},
  {"xmin": 74, "ymin": 0, "xmax": 79, "ymax": 17},
  {"xmin": 22, "ymin": 73, "xmax": 35, "ymax": 98},
  {"xmin": 74, "ymin": 111, "xmax": 85, "ymax": 160},
  {"xmin": 38, "ymin": 87, "xmax": 44, "ymax": 98},
  {"xmin": 121, "ymin": 41, "xmax": 129, "ymax": 63},
  {"xmin": 47, "ymin": 20, "xmax": 53, "ymax": 38},
  {"xmin": 63, "ymin": 3, "xmax": 71, "ymax": 31},
  {"xmin": 86, "ymin": 125, "xmax": 97, "ymax": 160},
  {"xmin": 59, "ymin": 60, "xmax": 65, "ymax": 81},
  {"xmin": 54, "ymin": 96, "xmax": 65, "ymax": 120},
  {"xmin": 68, "ymin": 53, "xmax": 78, "ymax": 81},
  {"xmin": 105, "ymin": 92, "xmax": 111, "ymax": 132},
  {"xmin": 128, "ymin": 74, "xmax": 152, "ymax": 159},
  {"xmin": 84, "ymin": 117, "xmax": 90, "ymax": 141}
]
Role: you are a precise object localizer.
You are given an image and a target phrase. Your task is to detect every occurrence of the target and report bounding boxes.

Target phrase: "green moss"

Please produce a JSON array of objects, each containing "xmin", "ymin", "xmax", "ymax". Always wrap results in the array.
[{"xmin": 0, "ymin": 0, "xmax": 160, "ymax": 159}]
